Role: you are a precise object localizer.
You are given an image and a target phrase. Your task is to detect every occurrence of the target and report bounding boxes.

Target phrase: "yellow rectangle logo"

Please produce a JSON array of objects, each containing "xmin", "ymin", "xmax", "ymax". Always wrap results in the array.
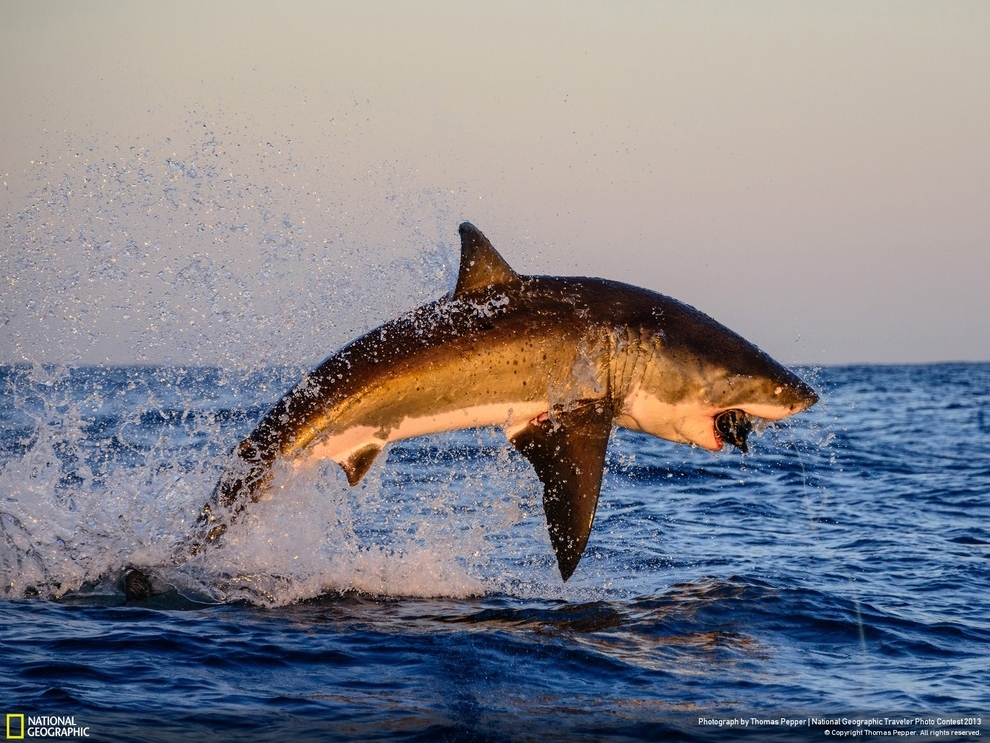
[{"xmin": 6, "ymin": 714, "xmax": 25, "ymax": 740}]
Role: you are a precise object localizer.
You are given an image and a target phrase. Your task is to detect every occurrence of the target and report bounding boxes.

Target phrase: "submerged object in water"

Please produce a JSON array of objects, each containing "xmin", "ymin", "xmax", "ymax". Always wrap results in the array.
[{"xmin": 182, "ymin": 222, "xmax": 818, "ymax": 588}]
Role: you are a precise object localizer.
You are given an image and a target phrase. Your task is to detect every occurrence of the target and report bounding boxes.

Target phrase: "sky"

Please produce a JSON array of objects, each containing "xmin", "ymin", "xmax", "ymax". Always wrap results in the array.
[{"xmin": 1, "ymin": 1, "xmax": 988, "ymax": 366}]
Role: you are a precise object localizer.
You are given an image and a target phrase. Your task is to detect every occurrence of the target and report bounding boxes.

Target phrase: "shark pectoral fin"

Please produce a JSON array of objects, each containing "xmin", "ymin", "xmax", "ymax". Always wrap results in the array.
[
  {"xmin": 339, "ymin": 443, "xmax": 384, "ymax": 486},
  {"xmin": 509, "ymin": 402, "xmax": 614, "ymax": 581}
]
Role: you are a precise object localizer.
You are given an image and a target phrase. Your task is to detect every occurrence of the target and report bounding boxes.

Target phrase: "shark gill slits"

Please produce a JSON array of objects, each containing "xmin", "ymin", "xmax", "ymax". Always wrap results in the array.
[{"xmin": 714, "ymin": 409, "xmax": 752, "ymax": 453}]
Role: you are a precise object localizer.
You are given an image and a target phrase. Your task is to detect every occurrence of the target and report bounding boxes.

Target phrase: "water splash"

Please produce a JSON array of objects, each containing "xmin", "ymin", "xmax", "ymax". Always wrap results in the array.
[{"xmin": 2, "ymin": 113, "xmax": 462, "ymax": 368}]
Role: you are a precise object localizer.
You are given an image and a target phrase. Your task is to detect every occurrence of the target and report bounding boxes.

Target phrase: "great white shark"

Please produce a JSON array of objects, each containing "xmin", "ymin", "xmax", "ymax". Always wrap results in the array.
[{"xmin": 124, "ymin": 222, "xmax": 817, "ymax": 600}]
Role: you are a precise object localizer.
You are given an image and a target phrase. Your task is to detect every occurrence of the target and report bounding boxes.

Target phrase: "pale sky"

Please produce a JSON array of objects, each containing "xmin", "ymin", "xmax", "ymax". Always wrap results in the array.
[{"xmin": 2, "ymin": 1, "xmax": 988, "ymax": 366}]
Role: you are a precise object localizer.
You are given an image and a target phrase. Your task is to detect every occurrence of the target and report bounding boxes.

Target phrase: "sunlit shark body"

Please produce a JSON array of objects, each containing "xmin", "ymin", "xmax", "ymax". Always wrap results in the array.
[{"xmin": 176, "ymin": 222, "xmax": 817, "ymax": 590}]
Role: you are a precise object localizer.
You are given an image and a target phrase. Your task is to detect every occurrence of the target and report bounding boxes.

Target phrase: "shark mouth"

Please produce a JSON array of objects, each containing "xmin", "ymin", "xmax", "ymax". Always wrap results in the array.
[{"xmin": 714, "ymin": 409, "xmax": 753, "ymax": 453}]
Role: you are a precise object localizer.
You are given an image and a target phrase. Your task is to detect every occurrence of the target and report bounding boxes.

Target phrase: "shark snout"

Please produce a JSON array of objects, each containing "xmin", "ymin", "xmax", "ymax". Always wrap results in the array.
[
  {"xmin": 720, "ymin": 373, "xmax": 818, "ymax": 433},
  {"xmin": 777, "ymin": 377, "xmax": 819, "ymax": 414},
  {"xmin": 714, "ymin": 378, "xmax": 817, "ymax": 453}
]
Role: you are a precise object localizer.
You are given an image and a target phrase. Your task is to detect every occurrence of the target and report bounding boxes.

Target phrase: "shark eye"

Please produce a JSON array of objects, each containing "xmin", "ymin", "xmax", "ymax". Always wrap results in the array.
[{"xmin": 714, "ymin": 409, "xmax": 752, "ymax": 453}]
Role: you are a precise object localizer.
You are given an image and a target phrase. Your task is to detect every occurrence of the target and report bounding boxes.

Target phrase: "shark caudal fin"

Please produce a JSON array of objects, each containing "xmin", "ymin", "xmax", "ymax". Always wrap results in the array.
[
  {"xmin": 510, "ymin": 401, "xmax": 614, "ymax": 581},
  {"xmin": 453, "ymin": 223, "xmax": 523, "ymax": 295}
]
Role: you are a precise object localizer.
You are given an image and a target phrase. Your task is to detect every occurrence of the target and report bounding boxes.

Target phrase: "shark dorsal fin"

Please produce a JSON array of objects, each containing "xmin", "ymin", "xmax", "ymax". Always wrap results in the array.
[{"xmin": 454, "ymin": 223, "xmax": 522, "ymax": 296}]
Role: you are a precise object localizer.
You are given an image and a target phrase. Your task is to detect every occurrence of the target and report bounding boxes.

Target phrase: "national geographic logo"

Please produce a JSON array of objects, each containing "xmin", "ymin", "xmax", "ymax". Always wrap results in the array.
[
  {"xmin": 5, "ymin": 715, "xmax": 90, "ymax": 738},
  {"xmin": 5, "ymin": 716, "xmax": 23, "ymax": 740}
]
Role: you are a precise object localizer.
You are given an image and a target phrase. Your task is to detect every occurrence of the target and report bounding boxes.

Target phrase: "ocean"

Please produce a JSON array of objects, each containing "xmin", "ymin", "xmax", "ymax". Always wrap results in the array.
[{"xmin": 1, "ymin": 362, "xmax": 988, "ymax": 741}]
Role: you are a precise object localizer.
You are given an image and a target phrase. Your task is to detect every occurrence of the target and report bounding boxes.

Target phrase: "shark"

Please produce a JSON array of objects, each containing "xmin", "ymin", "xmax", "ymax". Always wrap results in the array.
[{"xmin": 124, "ymin": 222, "xmax": 817, "ymax": 600}]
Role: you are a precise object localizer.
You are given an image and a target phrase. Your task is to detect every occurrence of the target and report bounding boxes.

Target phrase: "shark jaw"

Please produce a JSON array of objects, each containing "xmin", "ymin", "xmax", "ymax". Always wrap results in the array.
[{"xmin": 617, "ymin": 387, "xmax": 817, "ymax": 452}]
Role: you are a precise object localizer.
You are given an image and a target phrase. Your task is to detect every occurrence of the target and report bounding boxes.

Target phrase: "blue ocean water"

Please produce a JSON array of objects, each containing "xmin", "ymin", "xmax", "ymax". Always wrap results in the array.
[{"xmin": 1, "ymin": 363, "xmax": 988, "ymax": 741}]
